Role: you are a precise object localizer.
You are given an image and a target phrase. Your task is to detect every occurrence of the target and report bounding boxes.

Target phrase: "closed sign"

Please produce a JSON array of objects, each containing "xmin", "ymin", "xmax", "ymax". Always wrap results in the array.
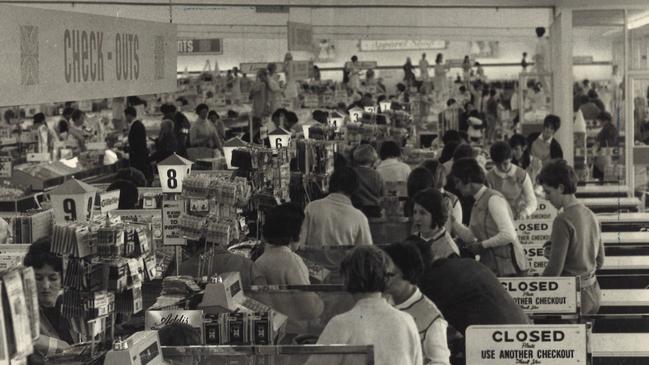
[
  {"xmin": 500, "ymin": 277, "xmax": 577, "ymax": 314},
  {"xmin": 466, "ymin": 324, "xmax": 587, "ymax": 365}
]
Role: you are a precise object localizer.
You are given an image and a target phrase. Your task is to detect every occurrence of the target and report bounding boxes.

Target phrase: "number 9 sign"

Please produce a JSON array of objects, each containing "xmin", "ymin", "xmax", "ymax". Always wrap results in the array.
[{"xmin": 49, "ymin": 179, "xmax": 98, "ymax": 224}]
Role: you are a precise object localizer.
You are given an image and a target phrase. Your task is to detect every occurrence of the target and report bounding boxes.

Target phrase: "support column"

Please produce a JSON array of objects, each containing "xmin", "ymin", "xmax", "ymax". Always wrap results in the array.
[{"xmin": 551, "ymin": 8, "xmax": 574, "ymax": 166}]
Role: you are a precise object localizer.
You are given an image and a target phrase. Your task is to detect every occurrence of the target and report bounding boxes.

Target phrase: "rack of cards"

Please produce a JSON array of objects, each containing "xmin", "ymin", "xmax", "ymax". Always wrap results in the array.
[
  {"xmin": 178, "ymin": 171, "xmax": 253, "ymax": 278},
  {"xmin": 0, "ymin": 266, "xmax": 38, "ymax": 365}
]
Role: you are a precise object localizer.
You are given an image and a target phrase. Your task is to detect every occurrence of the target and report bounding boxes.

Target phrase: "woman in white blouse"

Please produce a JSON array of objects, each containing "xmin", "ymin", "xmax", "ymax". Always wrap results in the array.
[{"xmin": 306, "ymin": 246, "xmax": 423, "ymax": 365}]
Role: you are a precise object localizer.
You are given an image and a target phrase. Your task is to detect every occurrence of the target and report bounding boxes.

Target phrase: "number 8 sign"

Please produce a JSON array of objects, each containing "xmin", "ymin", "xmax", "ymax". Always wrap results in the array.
[
  {"xmin": 157, "ymin": 153, "xmax": 193, "ymax": 193},
  {"xmin": 49, "ymin": 179, "xmax": 98, "ymax": 224}
]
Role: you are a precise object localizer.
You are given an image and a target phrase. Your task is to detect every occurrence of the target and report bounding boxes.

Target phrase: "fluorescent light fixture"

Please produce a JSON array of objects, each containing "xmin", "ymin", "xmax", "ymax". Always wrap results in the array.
[{"xmin": 628, "ymin": 11, "xmax": 649, "ymax": 29}]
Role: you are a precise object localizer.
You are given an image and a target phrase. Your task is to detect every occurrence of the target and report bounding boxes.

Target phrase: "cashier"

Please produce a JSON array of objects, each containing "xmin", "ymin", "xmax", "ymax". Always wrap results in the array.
[
  {"xmin": 537, "ymin": 160, "xmax": 604, "ymax": 314},
  {"xmin": 66, "ymin": 109, "xmax": 89, "ymax": 151},
  {"xmin": 23, "ymin": 240, "xmax": 78, "ymax": 363}
]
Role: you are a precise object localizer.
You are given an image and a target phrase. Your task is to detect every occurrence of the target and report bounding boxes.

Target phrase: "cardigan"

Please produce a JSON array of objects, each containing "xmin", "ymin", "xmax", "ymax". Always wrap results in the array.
[
  {"xmin": 307, "ymin": 294, "xmax": 423, "ymax": 365},
  {"xmin": 299, "ymin": 193, "xmax": 373, "ymax": 247}
]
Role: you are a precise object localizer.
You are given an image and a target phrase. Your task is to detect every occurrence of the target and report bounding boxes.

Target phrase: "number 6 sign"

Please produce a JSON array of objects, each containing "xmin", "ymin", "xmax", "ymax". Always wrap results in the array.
[
  {"xmin": 268, "ymin": 128, "xmax": 291, "ymax": 151},
  {"xmin": 157, "ymin": 153, "xmax": 193, "ymax": 193},
  {"xmin": 49, "ymin": 179, "xmax": 98, "ymax": 224}
]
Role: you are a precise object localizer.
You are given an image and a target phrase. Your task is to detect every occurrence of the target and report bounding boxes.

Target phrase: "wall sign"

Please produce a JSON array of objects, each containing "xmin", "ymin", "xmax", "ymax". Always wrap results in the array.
[
  {"xmin": 287, "ymin": 21, "xmax": 313, "ymax": 52},
  {"xmin": 0, "ymin": 4, "xmax": 177, "ymax": 107},
  {"xmin": 500, "ymin": 277, "xmax": 578, "ymax": 314},
  {"xmin": 177, "ymin": 39, "xmax": 223, "ymax": 55},
  {"xmin": 466, "ymin": 324, "xmax": 587, "ymax": 365},
  {"xmin": 360, "ymin": 39, "xmax": 447, "ymax": 52},
  {"xmin": 239, "ymin": 62, "xmax": 283, "ymax": 75}
]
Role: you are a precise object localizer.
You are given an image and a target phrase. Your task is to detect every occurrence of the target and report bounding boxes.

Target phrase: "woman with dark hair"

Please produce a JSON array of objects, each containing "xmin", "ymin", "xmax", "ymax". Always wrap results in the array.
[
  {"xmin": 487, "ymin": 142, "xmax": 537, "ymax": 220},
  {"xmin": 420, "ymin": 159, "xmax": 463, "ymax": 232},
  {"xmin": 306, "ymin": 246, "xmax": 423, "ymax": 365},
  {"xmin": 537, "ymin": 160, "xmax": 604, "ymax": 314},
  {"xmin": 405, "ymin": 167, "xmax": 435, "ymax": 217},
  {"xmin": 250, "ymin": 68, "xmax": 269, "ymax": 119},
  {"xmin": 382, "ymin": 242, "xmax": 451, "ymax": 365},
  {"xmin": 149, "ymin": 119, "xmax": 178, "ymax": 163},
  {"xmin": 299, "ymin": 167, "xmax": 373, "ymax": 247},
  {"xmin": 509, "ymin": 133, "xmax": 531, "ymax": 169},
  {"xmin": 376, "ymin": 140, "xmax": 411, "ymax": 184},
  {"xmin": 24, "ymin": 240, "xmax": 78, "ymax": 362},
  {"xmin": 410, "ymin": 189, "xmax": 460, "ymax": 261},
  {"xmin": 450, "ymin": 158, "xmax": 527, "ymax": 277}
]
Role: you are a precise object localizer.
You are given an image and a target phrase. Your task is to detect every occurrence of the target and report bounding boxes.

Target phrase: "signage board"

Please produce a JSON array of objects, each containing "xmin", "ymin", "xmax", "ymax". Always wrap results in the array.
[
  {"xmin": 360, "ymin": 39, "xmax": 447, "ymax": 51},
  {"xmin": 500, "ymin": 277, "xmax": 578, "ymax": 314},
  {"xmin": 177, "ymin": 38, "xmax": 222, "ymax": 55},
  {"xmin": 0, "ymin": 4, "xmax": 177, "ymax": 107},
  {"xmin": 524, "ymin": 243, "xmax": 549, "ymax": 275},
  {"xmin": 515, "ymin": 198, "xmax": 557, "ymax": 246},
  {"xmin": 162, "ymin": 199, "xmax": 185, "ymax": 246},
  {"xmin": 466, "ymin": 324, "xmax": 588, "ymax": 365},
  {"xmin": 239, "ymin": 62, "xmax": 283, "ymax": 75},
  {"xmin": 287, "ymin": 21, "xmax": 313, "ymax": 51},
  {"xmin": 98, "ymin": 190, "xmax": 120, "ymax": 214},
  {"xmin": 288, "ymin": 60, "xmax": 312, "ymax": 80}
]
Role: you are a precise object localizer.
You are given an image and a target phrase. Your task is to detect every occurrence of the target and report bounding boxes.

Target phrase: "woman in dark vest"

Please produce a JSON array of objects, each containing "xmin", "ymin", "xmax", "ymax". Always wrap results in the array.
[{"xmin": 449, "ymin": 158, "xmax": 528, "ymax": 277}]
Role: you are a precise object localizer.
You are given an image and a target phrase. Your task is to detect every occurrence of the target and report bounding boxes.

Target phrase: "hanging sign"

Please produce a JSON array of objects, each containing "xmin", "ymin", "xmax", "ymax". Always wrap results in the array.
[
  {"xmin": 466, "ymin": 324, "xmax": 587, "ymax": 365},
  {"xmin": 500, "ymin": 277, "xmax": 578, "ymax": 315},
  {"xmin": 287, "ymin": 22, "xmax": 313, "ymax": 51},
  {"xmin": 162, "ymin": 199, "xmax": 185, "ymax": 246},
  {"xmin": 0, "ymin": 4, "xmax": 177, "ymax": 107},
  {"xmin": 177, "ymin": 38, "xmax": 222, "ymax": 55},
  {"xmin": 360, "ymin": 39, "xmax": 447, "ymax": 52}
]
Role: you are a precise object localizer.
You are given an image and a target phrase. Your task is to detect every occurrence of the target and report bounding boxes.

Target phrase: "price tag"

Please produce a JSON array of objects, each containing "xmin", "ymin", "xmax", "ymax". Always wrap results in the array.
[
  {"xmin": 500, "ymin": 277, "xmax": 577, "ymax": 315},
  {"xmin": 162, "ymin": 199, "xmax": 185, "ymax": 246},
  {"xmin": 466, "ymin": 324, "xmax": 587, "ymax": 365}
]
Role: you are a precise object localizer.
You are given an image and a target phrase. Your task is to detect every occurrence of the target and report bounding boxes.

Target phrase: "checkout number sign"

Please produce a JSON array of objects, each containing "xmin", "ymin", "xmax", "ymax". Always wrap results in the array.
[
  {"xmin": 62, "ymin": 197, "xmax": 93, "ymax": 221},
  {"xmin": 515, "ymin": 198, "xmax": 557, "ymax": 275}
]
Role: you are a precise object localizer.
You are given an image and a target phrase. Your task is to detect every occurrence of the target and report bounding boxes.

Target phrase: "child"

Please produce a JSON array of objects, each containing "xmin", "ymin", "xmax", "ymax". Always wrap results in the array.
[{"xmin": 537, "ymin": 159, "xmax": 604, "ymax": 314}]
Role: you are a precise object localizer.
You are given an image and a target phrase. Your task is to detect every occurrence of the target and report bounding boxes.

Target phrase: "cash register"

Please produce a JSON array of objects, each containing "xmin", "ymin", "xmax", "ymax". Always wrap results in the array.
[
  {"xmin": 199, "ymin": 272, "xmax": 287, "ymax": 338},
  {"xmin": 104, "ymin": 331, "xmax": 168, "ymax": 365}
]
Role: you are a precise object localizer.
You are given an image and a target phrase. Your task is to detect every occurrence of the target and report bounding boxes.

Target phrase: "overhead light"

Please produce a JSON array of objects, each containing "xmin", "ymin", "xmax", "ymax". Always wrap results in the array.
[{"xmin": 628, "ymin": 11, "xmax": 649, "ymax": 29}]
